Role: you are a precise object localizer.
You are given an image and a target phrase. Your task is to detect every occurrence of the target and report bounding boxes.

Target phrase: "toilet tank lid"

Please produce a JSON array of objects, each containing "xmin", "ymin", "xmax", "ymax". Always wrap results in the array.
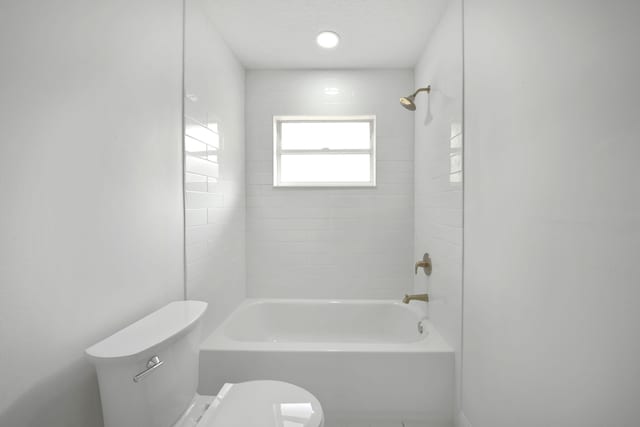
[{"xmin": 85, "ymin": 300, "xmax": 207, "ymax": 361}]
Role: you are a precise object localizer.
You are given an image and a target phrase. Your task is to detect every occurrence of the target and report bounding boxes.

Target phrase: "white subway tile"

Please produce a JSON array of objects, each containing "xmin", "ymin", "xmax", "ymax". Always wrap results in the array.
[
  {"xmin": 185, "ymin": 191, "xmax": 224, "ymax": 209},
  {"xmin": 185, "ymin": 209, "xmax": 207, "ymax": 226},
  {"xmin": 185, "ymin": 154, "xmax": 219, "ymax": 178}
]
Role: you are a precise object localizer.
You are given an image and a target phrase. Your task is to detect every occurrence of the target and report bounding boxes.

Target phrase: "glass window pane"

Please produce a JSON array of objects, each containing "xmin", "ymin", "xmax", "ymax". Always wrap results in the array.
[
  {"xmin": 281, "ymin": 121, "xmax": 371, "ymax": 150},
  {"xmin": 280, "ymin": 154, "xmax": 371, "ymax": 183}
]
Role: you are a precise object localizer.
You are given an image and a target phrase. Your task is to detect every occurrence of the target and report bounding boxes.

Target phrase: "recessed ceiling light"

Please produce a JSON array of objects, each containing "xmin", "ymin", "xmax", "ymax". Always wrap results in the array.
[{"xmin": 316, "ymin": 31, "xmax": 340, "ymax": 49}]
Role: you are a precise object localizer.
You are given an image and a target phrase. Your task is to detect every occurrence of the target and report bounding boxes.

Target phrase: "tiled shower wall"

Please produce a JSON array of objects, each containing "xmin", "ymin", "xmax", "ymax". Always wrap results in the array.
[
  {"xmin": 246, "ymin": 70, "xmax": 415, "ymax": 299},
  {"xmin": 183, "ymin": 0, "xmax": 246, "ymax": 334},
  {"xmin": 412, "ymin": 0, "xmax": 464, "ymax": 416}
]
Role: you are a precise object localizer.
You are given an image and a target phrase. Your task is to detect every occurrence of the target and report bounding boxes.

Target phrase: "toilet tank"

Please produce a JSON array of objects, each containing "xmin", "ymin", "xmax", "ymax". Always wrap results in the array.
[{"xmin": 86, "ymin": 301, "xmax": 208, "ymax": 427}]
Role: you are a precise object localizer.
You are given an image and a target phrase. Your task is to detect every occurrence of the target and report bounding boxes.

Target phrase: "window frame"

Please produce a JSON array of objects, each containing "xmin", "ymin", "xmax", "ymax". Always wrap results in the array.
[{"xmin": 272, "ymin": 115, "xmax": 377, "ymax": 187}]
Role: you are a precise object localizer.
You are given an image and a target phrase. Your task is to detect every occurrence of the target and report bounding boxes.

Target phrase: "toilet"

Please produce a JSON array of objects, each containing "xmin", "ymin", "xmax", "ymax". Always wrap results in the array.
[{"xmin": 85, "ymin": 301, "xmax": 324, "ymax": 427}]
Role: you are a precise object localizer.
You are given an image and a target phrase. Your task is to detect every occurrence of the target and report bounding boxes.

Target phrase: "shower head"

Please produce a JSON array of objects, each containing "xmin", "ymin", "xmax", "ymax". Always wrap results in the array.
[
  {"xmin": 400, "ymin": 95, "xmax": 417, "ymax": 111},
  {"xmin": 400, "ymin": 85, "xmax": 431, "ymax": 111}
]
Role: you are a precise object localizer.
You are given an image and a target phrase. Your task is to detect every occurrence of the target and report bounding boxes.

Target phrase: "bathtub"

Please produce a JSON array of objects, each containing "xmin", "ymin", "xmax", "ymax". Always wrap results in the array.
[{"xmin": 199, "ymin": 299, "xmax": 454, "ymax": 424}]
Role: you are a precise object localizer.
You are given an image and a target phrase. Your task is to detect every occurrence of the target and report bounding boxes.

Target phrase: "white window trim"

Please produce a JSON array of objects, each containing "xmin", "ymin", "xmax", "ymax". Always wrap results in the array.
[{"xmin": 272, "ymin": 115, "xmax": 377, "ymax": 187}]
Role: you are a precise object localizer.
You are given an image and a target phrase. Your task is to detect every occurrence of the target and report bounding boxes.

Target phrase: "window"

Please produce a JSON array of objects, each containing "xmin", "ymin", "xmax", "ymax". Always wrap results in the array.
[{"xmin": 273, "ymin": 116, "xmax": 376, "ymax": 187}]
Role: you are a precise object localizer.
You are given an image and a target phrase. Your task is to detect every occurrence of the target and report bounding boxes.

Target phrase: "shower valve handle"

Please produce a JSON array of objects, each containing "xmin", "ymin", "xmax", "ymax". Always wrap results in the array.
[{"xmin": 415, "ymin": 253, "xmax": 432, "ymax": 275}]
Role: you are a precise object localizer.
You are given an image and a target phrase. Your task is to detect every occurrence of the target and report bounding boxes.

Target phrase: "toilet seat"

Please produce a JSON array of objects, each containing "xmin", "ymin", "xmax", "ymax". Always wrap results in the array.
[{"xmin": 198, "ymin": 380, "xmax": 324, "ymax": 427}]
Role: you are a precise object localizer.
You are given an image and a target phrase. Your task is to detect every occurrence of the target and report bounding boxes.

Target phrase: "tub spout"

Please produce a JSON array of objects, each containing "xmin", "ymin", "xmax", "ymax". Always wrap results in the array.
[{"xmin": 402, "ymin": 293, "xmax": 429, "ymax": 304}]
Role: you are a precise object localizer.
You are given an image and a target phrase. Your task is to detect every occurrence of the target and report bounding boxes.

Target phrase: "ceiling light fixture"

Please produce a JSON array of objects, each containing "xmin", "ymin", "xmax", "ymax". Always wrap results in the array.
[{"xmin": 316, "ymin": 31, "xmax": 340, "ymax": 49}]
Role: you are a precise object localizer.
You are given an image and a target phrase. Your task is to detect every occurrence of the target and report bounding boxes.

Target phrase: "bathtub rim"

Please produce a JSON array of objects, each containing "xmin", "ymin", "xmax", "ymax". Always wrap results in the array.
[{"xmin": 201, "ymin": 298, "xmax": 453, "ymax": 353}]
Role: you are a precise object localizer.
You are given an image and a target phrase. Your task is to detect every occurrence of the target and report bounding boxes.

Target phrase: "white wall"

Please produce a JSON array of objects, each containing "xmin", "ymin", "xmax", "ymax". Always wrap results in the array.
[
  {"xmin": 0, "ymin": 1, "xmax": 184, "ymax": 426},
  {"xmin": 246, "ymin": 70, "xmax": 414, "ymax": 298},
  {"xmin": 184, "ymin": 0, "xmax": 246, "ymax": 334},
  {"xmin": 463, "ymin": 0, "xmax": 640, "ymax": 426},
  {"xmin": 413, "ymin": 0, "xmax": 463, "ymax": 416}
]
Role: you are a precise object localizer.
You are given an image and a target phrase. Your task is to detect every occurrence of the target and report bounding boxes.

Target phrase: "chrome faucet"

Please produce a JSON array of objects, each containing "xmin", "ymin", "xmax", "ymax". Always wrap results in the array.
[{"xmin": 402, "ymin": 293, "xmax": 429, "ymax": 304}]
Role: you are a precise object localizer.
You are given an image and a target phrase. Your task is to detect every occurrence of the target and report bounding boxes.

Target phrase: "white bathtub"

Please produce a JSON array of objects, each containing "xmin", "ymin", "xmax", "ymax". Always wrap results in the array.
[{"xmin": 199, "ymin": 299, "xmax": 454, "ymax": 424}]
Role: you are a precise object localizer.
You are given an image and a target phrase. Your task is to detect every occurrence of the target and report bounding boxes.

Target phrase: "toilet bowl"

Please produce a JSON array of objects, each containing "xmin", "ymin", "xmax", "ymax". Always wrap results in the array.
[
  {"xmin": 176, "ymin": 380, "xmax": 323, "ymax": 427},
  {"xmin": 85, "ymin": 301, "xmax": 324, "ymax": 427}
]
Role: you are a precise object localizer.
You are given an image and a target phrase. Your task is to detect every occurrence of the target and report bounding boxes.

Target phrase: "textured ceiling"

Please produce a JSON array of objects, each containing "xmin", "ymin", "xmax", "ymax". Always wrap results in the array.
[{"xmin": 202, "ymin": 0, "xmax": 450, "ymax": 69}]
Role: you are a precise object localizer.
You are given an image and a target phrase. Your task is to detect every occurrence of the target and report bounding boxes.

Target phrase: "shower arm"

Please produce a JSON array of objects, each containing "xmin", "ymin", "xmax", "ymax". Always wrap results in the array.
[{"xmin": 411, "ymin": 86, "xmax": 431, "ymax": 97}]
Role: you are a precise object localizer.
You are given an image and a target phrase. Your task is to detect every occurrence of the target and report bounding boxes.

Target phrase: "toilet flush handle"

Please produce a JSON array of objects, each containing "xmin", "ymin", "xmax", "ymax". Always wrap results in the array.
[{"xmin": 133, "ymin": 355, "xmax": 164, "ymax": 383}]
